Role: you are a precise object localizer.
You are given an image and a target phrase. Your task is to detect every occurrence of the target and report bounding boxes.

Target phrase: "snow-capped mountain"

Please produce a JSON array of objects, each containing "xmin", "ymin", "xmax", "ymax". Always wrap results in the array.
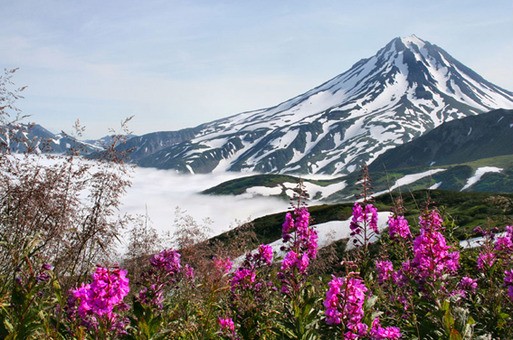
[
  {"xmin": 0, "ymin": 123, "xmax": 102, "ymax": 155},
  {"xmin": 137, "ymin": 35, "xmax": 513, "ymax": 174}
]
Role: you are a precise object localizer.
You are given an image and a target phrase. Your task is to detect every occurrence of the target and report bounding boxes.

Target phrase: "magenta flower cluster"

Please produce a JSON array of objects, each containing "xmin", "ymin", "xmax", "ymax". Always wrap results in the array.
[
  {"xmin": 230, "ymin": 268, "xmax": 256, "ymax": 291},
  {"xmin": 410, "ymin": 210, "xmax": 459, "ymax": 282},
  {"xmin": 375, "ymin": 260, "xmax": 394, "ymax": 285},
  {"xmin": 218, "ymin": 317, "xmax": 235, "ymax": 332},
  {"xmin": 370, "ymin": 318, "xmax": 401, "ymax": 340},
  {"xmin": 230, "ymin": 244, "xmax": 273, "ymax": 292},
  {"xmin": 218, "ymin": 317, "xmax": 238, "ymax": 339},
  {"xmin": 504, "ymin": 269, "xmax": 513, "ymax": 300},
  {"xmin": 477, "ymin": 251, "xmax": 496, "ymax": 271},
  {"xmin": 149, "ymin": 248, "xmax": 181, "ymax": 275},
  {"xmin": 387, "ymin": 215, "xmax": 411, "ymax": 239},
  {"xmin": 324, "ymin": 276, "xmax": 367, "ymax": 334},
  {"xmin": 279, "ymin": 207, "xmax": 318, "ymax": 293},
  {"xmin": 139, "ymin": 248, "xmax": 183, "ymax": 308},
  {"xmin": 495, "ymin": 225, "xmax": 513, "ymax": 253},
  {"xmin": 459, "ymin": 276, "xmax": 478, "ymax": 294},
  {"xmin": 280, "ymin": 207, "xmax": 318, "ymax": 270},
  {"xmin": 350, "ymin": 202, "xmax": 379, "ymax": 237},
  {"xmin": 324, "ymin": 274, "xmax": 401, "ymax": 339},
  {"xmin": 282, "ymin": 207, "xmax": 318, "ymax": 258},
  {"xmin": 214, "ymin": 256, "xmax": 233, "ymax": 274},
  {"xmin": 281, "ymin": 250, "xmax": 310, "ymax": 274},
  {"xmin": 69, "ymin": 266, "xmax": 130, "ymax": 331}
]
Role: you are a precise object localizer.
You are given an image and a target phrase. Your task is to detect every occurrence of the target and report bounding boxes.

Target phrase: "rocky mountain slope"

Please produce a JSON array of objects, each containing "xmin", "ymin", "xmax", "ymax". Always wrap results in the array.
[
  {"xmin": 369, "ymin": 108, "xmax": 513, "ymax": 171},
  {"xmin": 203, "ymin": 109, "xmax": 513, "ymax": 201}
]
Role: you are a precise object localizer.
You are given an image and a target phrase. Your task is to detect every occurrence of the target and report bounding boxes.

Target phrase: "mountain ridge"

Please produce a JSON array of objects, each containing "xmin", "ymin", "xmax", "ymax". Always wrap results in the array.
[{"xmin": 369, "ymin": 108, "xmax": 513, "ymax": 171}]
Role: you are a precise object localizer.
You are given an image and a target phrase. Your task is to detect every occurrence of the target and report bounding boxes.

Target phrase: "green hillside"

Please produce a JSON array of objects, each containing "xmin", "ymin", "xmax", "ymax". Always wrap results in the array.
[{"xmin": 210, "ymin": 189, "xmax": 513, "ymax": 254}]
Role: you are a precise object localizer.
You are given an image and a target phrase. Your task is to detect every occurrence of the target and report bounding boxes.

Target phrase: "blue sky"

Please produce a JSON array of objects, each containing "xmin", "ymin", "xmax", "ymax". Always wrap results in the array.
[{"xmin": 1, "ymin": 0, "xmax": 512, "ymax": 138}]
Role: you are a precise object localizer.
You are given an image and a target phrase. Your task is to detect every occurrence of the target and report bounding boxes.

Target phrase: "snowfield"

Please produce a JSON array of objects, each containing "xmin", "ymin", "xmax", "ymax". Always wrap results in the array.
[{"xmin": 461, "ymin": 167, "xmax": 503, "ymax": 191}]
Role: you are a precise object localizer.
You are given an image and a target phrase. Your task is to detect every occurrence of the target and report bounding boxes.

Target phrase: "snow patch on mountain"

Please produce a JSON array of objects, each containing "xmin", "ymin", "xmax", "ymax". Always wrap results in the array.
[
  {"xmin": 461, "ymin": 167, "xmax": 503, "ymax": 191},
  {"xmin": 374, "ymin": 169, "xmax": 447, "ymax": 197},
  {"xmin": 429, "ymin": 182, "xmax": 442, "ymax": 190},
  {"xmin": 247, "ymin": 211, "xmax": 391, "ymax": 260}
]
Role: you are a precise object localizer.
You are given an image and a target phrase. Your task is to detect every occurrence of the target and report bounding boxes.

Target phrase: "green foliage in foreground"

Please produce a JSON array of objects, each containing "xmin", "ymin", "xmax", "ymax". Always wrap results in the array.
[{"xmin": 2, "ymin": 198, "xmax": 513, "ymax": 339}]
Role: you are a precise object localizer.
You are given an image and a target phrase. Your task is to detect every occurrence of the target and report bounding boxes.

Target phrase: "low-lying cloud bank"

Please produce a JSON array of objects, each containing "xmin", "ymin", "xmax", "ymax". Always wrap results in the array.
[{"xmin": 120, "ymin": 167, "xmax": 291, "ymax": 240}]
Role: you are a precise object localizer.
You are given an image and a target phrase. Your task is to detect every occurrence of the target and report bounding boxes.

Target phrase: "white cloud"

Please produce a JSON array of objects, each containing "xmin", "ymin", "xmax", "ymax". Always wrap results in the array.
[{"xmin": 120, "ymin": 167, "xmax": 291, "ymax": 241}]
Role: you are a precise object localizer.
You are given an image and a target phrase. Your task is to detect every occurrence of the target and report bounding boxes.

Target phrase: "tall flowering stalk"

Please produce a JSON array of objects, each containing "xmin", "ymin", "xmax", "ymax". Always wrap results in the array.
[
  {"xmin": 279, "ymin": 181, "xmax": 318, "ymax": 294},
  {"xmin": 348, "ymin": 164, "xmax": 380, "ymax": 272},
  {"xmin": 68, "ymin": 266, "xmax": 130, "ymax": 336},
  {"xmin": 228, "ymin": 244, "xmax": 276, "ymax": 338},
  {"xmin": 324, "ymin": 274, "xmax": 401, "ymax": 339},
  {"xmin": 138, "ymin": 248, "xmax": 183, "ymax": 309},
  {"xmin": 409, "ymin": 210, "xmax": 460, "ymax": 287},
  {"xmin": 275, "ymin": 180, "xmax": 321, "ymax": 338},
  {"xmin": 349, "ymin": 201, "xmax": 379, "ymax": 250},
  {"xmin": 324, "ymin": 274, "xmax": 368, "ymax": 335}
]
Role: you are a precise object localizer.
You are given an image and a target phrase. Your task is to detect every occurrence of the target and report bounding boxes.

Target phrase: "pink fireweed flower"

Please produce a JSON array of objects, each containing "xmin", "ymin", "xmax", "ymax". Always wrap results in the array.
[
  {"xmin": 324, "ymin": 276, "xmax": 344, "ymax": 325},
  {"xmin": 477, "ymin": 251, "xmax": 496, "ymax": 271},
  {"xmin": 69, "ymin": 266, "xmax": 130, "ymax": 331},
  {"xmin": 138, "ymin": 249, "xmax": 184, "ymax": 308},
  {"xmin": 370, "ymin": 317, "xmax": 401, "ymax": 339},
  {"xmin": 279, "ymin": 206, "xmax": 318, "ymax": 284},
  {"xmin": 388, "ymin": 215, "xmax": 411, "ymax": 239},
  {"xmin": 411, "ymin": 211, "xmax": 459, "ymax": 283},
  {"xmin": 230, "ymin": 244, "xmax": 275, "ymax": 296},
  {"xmin": 280, "ymin": 250, "xmax": 310, "ymax": 277},
  {"xmin": 375, "ymin": 260, "xmax": 394, "ymax": 284},
  {"xmin": 218, "ymin": 317, "xmax": 238, "ymax": 339},
  {"xmin": 495, "ymin": 236, "xmax": 513, "ymax": 253},
  {"xmin": 459, "ymin": 276, "xmax": 478, "ymax": 293},
  {"xmin": 306, "ymin": 228, "xmax": 319, "ymax": 259},
  {"xmin": 392, "ymin": 267, "xmax": 409, "ymax": 288},
  {"xmin": 281, "ymin": 207, "xmax": 317, "ymax": 258},
  {"xmin": 218, "ymin": 317, "xmax": 235, "ymax": 333},
  {"xmin": 297, "ymin": 253, "xmax": 310, "ymax": 273},
  {"xmin": 214, "ymin": 257, "xmax": 233, "ymax": 274},
  {"xmin": 419, "ymin": 210, "xmax": 444, "ymax": 231},
  {"xmin": 366, "ymin": 204, "xmax": 379, "ymax": 233},
  {"xmin": 324, "ymin": 275, "xmax": 368, "ymax": 337},
  {"xmin": 258, "ymin": 244, "xmax": 274, "ymax": 266},
  {"xmin": 150, "ymin": 249, "xmax": 181, "ymax": 275},
  {"xmin": 281, "ymin": 250, "xmax": 298, "ymax": 272},
  {"xmin": 350, "ymin": 202, "xmax": 379, "ymax": 241},
  {"xmin": 349, "ymin": 203, "xmax": 364, "ymax": 235},
  {"xmin": 230, "ymin": 268, "xmax": 256, "ymax": 292},
  {"xmin": 239, "ymin": 244, "xmax": 275, "ymax": 271},
  {"xmin": 282, "ymin": 212, "xmax": 295, "ymax": 242},
  {"xmin": 138, "ymin": 284, "xmax": 164, "ymax": 309},
  {"xmin": 184, "ymin": 264, "xmax": 195, "ymax": 280},
  {"xmin": 504, "ymin": 269, "xmax": 513, "ymax": 300}
]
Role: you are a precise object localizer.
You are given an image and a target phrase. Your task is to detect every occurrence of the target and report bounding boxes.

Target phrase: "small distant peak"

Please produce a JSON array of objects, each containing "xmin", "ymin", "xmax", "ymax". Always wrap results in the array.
[{"xmin": 400, "ymin": 34, "xmax": 426, "ymax": 46}]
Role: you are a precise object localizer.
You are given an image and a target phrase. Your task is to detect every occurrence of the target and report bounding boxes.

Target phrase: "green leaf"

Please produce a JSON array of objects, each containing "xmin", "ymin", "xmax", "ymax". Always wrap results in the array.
[{"xmin": 449, "ymin": 329, "xmax": 462, "ymax": 340}]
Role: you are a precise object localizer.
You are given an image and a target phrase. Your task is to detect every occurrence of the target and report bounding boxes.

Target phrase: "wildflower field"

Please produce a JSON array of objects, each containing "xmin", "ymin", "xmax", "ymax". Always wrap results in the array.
[
  {"xmin": 1, "ymin": 69, "xmax": 513, "ymax": 339},
  {"xmin": 2, "ymin": 165, "xmax": 513, "ymax": 339}
]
